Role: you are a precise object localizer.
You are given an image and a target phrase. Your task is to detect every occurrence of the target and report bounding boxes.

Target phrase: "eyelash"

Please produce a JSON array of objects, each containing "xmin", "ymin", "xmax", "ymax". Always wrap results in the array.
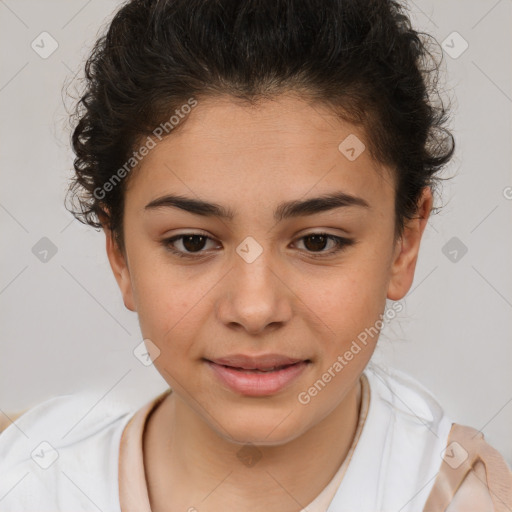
[{"xmin": 161, "ymin": 232, "xmax": 355, "ymax": 259}]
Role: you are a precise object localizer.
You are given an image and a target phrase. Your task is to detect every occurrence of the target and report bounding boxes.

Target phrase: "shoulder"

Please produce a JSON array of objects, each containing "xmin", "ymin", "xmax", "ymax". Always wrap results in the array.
[
  {"xmin": 0, "ymin": 390, "xmax": 136, "ymax": 511},
  {"xmin": 364, "ymin": 362, "xmax": 449, "ymax": 430},
  {"xmin": 424, "ymin": 423, "xmax": 512, "ymax": 512},
  {"xmin": 362, "ymin": 364, "xmax": 512, "ymax": 510},
  {"xmin": 359, "ymin": 364, "xmax": 455, "ymax": 509}
]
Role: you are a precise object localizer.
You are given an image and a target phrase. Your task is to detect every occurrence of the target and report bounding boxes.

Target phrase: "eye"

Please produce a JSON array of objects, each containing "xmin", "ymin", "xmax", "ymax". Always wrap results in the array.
[
  {"xmin": 162, "ymin": 232, "xmax": 219, "ymax": 258},
  {"xmin": 161, "ymin": 232, "xmax": 355, "ymax": 259},
  {"xmin": 293, "ymin": 233, "xmax": 355, "ymax": 257}
]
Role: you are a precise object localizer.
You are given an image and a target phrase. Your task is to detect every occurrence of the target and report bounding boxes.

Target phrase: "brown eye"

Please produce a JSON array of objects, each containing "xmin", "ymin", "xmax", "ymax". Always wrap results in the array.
[
  {"xmin": 162, "ymin": 233, "xmax": 218, "ymax": 258},
  {"xmin": 303, "ymin": 234, "xmax": 330, "ymax": 252},
  {"xmin": 295, "ymin": 233, "xmax": 355, "ymax": 257},
  {"xmin": 181, "ymin": 235, "xmax": 208, "ymax": 253},
  {"xmin": 162, "ymin": 232, "xmax": 354, "ymax": 260}
]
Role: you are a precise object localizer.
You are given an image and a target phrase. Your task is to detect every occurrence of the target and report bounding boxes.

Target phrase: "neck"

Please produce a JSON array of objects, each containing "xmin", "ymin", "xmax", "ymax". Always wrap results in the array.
[{"xmin": 143, "ymin": 378, "xmax": 363, "ymax": 512}]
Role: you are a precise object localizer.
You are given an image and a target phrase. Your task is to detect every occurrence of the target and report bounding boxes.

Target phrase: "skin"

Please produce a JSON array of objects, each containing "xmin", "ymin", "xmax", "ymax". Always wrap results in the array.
[{"xmin": 103, "ymin": 93, "xmax": 432, "ymax": 511}]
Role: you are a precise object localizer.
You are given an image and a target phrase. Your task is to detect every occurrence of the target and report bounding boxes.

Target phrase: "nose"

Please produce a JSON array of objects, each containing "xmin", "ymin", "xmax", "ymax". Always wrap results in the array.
[{"xmin": 215, "ymin": 245, "xmax": 293, "ymax": 335}]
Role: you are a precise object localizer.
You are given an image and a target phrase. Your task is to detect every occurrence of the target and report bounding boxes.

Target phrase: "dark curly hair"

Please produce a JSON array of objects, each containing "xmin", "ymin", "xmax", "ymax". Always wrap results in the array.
[{"xmin": 67, "ymin": 0, "xmax": 455, "ymax": 254}]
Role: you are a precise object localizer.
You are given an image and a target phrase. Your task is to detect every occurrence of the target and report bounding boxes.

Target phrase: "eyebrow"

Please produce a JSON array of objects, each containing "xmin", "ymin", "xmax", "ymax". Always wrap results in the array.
[{"xmin": 144, "ymin": 191, "xmax": 370, "ymax": 222}]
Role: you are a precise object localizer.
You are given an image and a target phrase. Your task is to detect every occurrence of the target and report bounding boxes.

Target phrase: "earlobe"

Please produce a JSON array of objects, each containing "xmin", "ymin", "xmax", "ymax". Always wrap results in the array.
[
  {"xmin": 387, "ymin": 187, "xmax": 433, "ymax": 301},
  {"xmin": 104, "ymin": 228, "xmax": 137, "ymax": 312}
]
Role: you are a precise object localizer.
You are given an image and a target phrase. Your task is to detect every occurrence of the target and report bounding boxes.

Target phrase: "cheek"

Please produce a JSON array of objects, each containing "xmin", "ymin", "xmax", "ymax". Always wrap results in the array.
[
  {"xmin": 131, "ymin": 261, "xmax": 214, "ymax": 360},
  {"xmin": 297, "ymin": 254, "xmax": 391, "ymax": 327},
  {"xmin": 294, "ymin": 254, "xmax": 392, "ymax": 374}
]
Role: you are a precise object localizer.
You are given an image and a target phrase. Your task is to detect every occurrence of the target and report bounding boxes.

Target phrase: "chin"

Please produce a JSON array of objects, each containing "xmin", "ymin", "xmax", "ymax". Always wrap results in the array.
[{"xmin": 210, "ymin": 408, "xmax": 309, "ymax": 447}]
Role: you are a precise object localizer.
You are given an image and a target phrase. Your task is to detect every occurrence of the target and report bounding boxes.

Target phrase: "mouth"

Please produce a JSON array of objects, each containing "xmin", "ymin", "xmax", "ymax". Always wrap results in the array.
[
  {"xmin": 207, "ymin": 353, "xmax": 309, "ymax": 370},
  {"xmin": 213, "ymin": 363, "xmax": 300, "ymax": 373},
  {"xmin": 204, "ymin": 354, "xmax": 311, "ymax": 396}
]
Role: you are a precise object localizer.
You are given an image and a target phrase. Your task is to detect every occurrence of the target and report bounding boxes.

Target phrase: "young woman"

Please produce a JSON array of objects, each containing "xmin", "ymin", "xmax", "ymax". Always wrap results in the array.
[{"xmin": 1, "ymin": 0, "xmax": 511, "ymax": 510}]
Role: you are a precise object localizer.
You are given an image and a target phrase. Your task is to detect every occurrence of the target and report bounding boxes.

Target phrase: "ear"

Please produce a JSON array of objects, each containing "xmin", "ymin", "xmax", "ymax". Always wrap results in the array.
[
  {"xmin": 103, "ymin": 226, "xmax": 137, "ymax": 312},
  {"xmin": 387, "ymin": 186, "xmax": 433, "ymax": 301}
]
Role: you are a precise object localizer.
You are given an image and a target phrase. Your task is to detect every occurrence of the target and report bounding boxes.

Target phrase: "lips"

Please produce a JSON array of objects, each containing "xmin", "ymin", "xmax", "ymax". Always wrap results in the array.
[
  {"xmin": 207, "ymin": 354, "xmax": 307, "ymax": 371},
  {"xmin": 205, "ymin": 354, "xmax": 311, "ymax": 396}
]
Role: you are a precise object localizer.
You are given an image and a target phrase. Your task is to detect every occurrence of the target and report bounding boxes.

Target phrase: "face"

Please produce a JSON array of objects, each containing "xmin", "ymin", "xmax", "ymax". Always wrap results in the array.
[{"xmin": 106, "ymin": 93, "xmax": 431, "ymax": 445}]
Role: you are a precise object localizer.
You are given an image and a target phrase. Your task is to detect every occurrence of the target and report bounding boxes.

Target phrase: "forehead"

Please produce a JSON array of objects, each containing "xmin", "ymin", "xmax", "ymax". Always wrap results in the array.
[{"xmin": 126, "ymin": 93, "xmax": 395, "ymax": 215}]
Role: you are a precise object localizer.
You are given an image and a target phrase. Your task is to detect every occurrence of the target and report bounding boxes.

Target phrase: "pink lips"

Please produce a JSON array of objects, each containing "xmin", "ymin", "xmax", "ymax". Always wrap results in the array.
[{"xmin": 205, "ymin": 353, "xmax": 310, "ymax": 396}]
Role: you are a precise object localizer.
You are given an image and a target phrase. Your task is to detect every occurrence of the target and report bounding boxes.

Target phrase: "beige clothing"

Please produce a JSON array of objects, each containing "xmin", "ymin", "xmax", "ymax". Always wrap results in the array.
[
  {"xmin": 116, "ymin": 379, "xmax": 512, "ymax": 511},
  {"xmin": 424, "ymin": 423, "xmax": 512, "ymax": 511},
  {"xmin": 118, "ymin": 374, "xmax": 372, "ymax": 511},
  {"xmin": 1, "ymin": 366, "xmax": 511, "ymax": 510}
]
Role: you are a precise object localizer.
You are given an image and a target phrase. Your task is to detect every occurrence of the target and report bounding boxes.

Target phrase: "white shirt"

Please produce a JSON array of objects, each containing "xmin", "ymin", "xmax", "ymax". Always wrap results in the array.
[{"xmin": 0, "ymin": 363, "xmax": 478, "ymax": 511}]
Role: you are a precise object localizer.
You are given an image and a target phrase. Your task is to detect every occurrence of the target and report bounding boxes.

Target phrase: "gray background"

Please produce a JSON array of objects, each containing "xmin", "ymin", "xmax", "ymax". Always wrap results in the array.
[{"xmin": 1, "ymin": 0, "xmax": 511, "ymax": 465}]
